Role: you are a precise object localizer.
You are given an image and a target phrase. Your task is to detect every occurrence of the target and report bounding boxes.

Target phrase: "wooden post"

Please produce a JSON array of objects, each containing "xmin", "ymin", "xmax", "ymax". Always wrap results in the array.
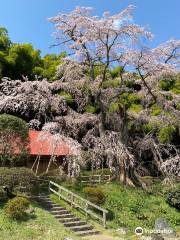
[
  {"xmin": 48, "ymin": 181, "xmax": 51, "ymax": 194},
  {"xmin": 85, "ymin": 202, "xmax": 89, "ymax": 217},
  {"xmin": 103, "ymin": 211, "xmax": 106, "ymax": 228},
  {"xmin": 71, "ymin": 194, "xmax": 74, "ymax": 208},
  {"xmin": 58, "ymin": 187, "xmax": 61, "ymax": 199}
]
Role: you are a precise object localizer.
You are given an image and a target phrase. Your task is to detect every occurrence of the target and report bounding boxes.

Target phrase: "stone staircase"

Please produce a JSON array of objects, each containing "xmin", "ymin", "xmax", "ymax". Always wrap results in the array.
[{"xmin": 35, "ymin": 195, "xmax": 100, "ymax": 237}]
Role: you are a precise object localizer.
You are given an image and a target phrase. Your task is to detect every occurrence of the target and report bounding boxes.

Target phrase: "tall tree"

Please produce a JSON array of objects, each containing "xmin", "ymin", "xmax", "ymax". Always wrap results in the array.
[
  {"xmin": 49, "ymin": 5, "xmax": 152, "ymax": 82},
  {"xmin": 4, "ymin": 43, "xmax": 42, "ymax": 80}
]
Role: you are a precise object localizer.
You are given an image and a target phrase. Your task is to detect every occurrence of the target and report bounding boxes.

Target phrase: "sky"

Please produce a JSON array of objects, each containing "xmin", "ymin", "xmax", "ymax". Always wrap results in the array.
[{"xmin": 0, "ymin": 0, "xmax": 180, "ymax": 56}]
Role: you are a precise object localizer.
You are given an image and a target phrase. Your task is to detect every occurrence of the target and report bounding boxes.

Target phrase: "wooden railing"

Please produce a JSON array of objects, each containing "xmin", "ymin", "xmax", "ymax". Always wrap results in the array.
[
  {"xmin": 49, "ymin": 181, "xmax": 108, "ymax": 228},
  {"xmin": 80, "ymin": 175, "xmax": 111, "ymax": 184}
]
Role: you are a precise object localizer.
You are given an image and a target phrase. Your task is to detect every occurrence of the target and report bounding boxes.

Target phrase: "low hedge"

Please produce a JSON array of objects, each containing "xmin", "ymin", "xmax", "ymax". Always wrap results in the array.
[{"xmin": 0, "ymin": 167, "xmax": 38, "ymax": 193}]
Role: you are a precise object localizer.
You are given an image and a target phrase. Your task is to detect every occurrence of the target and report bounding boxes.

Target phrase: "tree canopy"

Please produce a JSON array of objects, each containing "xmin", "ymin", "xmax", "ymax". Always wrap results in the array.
[{"xmin": 0, "ymin": 27, "xmax": 66, "ymax": 80}]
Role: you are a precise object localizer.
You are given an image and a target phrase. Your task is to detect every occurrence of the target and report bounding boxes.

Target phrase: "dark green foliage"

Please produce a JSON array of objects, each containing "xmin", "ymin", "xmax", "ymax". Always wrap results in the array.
[
  {"xmin": 171, "ymin": 77, "xmax": 180, "ymax": 94},
  {"xmin": 157, "ymin": 126, "xmax": 176, "ymax": 143},
  {"xmin": 84, "ymin": 104, "xmax": 100, "ymax": 114},
  {"xmin": 83, "ymin": 186, "xmax": 106, "ymax": 205},
  {"xmin": 108, "ymin": 93, "xmax": 143, "ymax": 113},
  {"xmin": 4, "ymin": 43, "xmax": 42, "ymax": 80},
  {"xmin": 158, "ymin": 74, "xmax": 179, "ymax": 94},
  {"xmin": 166, "ymin": 190, "xmax": 180, "ymax": 210},
  {"xmin": 0, "ymin": 27, "xmax": 11, "ymax": 53},
  {"xmin": 117, "ymin": 92, "xmax": 143, "ymax": 112},
  {"xmin": 86, "ymin": 63, "xmax": 106, "ymax": 79},
  {"xmin": 119, "ymin": 93, "xmax": 142, "ymax": 108},
  {"xmin": 110, "ymin": 66, "xmax": 124, "ymax": 79},
  {"xmin": 0, "ymin": 167, "xmax": 37, "ymax": 193},
  {"xmin": 165, "ymin": 94, "xmax": 173, "ymax": 100},
  {"xmin": 101, "ymin": 79, "xmax": 120, "ymax": 89},
  {"xmin": 143, "ymin": 122, "xmax": 155, "ymax": 134},
  {"xmin": 128, "ymin": 120, "xmax": 144, "ymax": 135},
  {"xmin": 143, "ymin": 123, "xmax": 153, "ymax": 134},
  {"xmin": 0, "ymin": 114, "xmax": 29, "ymax": 166},
  {"xmin": 159, "ymin": 78, "xmax": 175, "ymax": 91},
  {"xmin": 4, "ymin": 196, "xmax": 30, "ymax": 220},
  {"xmin": 0, "ymin": 114, "xmax": 28, "ymax": 140},
  {"xmin": 129, "ymin": 103, "xmax": 142, "ymax": 113},
  {"xmin": 0, "ymin": 27, "xmax": 11, "ymax": 78},
  {"xmin": 124, "ymin": 79, "xmax": 135, "ymax": 88},
  {"xmin": 0, "ymin": 26, "xmax": 66, "ymax": 80},
  {"xmin": 108, "ymin": 102, "xmax": 120, "ymax": 113},
  {"xmin": 33, "ymin": 52, "xmax": 66, "ymax": 81},
  {"xmin": 176, "ymin": 103, "xmax": 180, "ymax": 111},
  {"xmin": 58, "ymin": 90, "xmax": 74, "ymax": 104},
  {"xmin": 151, "ymin": 104, "xmax": 162, "ymax": 116}
]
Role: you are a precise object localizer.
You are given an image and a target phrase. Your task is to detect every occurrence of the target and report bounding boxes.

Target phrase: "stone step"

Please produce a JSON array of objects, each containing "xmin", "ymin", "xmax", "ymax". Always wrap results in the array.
[
  {"xmin": 51, "ymin": 206, "xmax": 65, "ymax": 210},
  {"xmin": 51, "ymin": 209, "xmax": 69, "ymax": 212},
  {"xmin": 59, "ymin": 217, "xmax": 81, "ymax": 223},
  {"xmin": 64, "ymin": 221, "xmax": 87, "ymax": 227},
  {"xmin": 68, "ymin": 224, "xmax": 93, "ymax": 232},
  {"xmin": 35, "ymin": 195, "xmax": 100, "ymax": 236},
  {"xmin": 43, "ymin": 203, "xmax": 61, "ymax": 208},
  {"xmin": 42, "ymin": 200, "xmax": 53, "ymax": 204},
  {"xmin": 55, "ymin": 213, "xmax": 74, "ymax": 219},
  {"xmin": 51, "ymin": 210, "xmax": 70, "ymax": 215},
  {"xmin": 76, "ymin": 229, "xmax": 100, "ymax": 236},
  {"xmin": 38, "ymin": 197, "xmax": 50, "ymax": 201}
]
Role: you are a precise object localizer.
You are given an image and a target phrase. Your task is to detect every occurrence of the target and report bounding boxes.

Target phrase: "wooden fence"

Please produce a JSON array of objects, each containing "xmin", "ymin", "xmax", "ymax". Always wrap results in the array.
[
  {"xmin": 80, "ymin": 175, "xmax": 111, "ymax": 184},
  {"xmin": 49, "ymin": 181, "xmax": 108, "ymax": 228}
]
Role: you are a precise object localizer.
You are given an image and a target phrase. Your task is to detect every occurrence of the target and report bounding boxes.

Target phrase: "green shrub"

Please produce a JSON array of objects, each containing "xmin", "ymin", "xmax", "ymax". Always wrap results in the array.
[
  {"xmin": 128, "ymin": 94, "xmax": 142, "ymax": 104},
  {"xmin": 151, "ymin": 104, "xmax": 162, "ymax": 116},
  {"xmin": 171, "ymin": 88, "xmax": 180, "ymax": 94},
  {"xmin": 4, "ymin": 196, "xmax": 30, "ymax": 220},
  {"xmin": 101, "ymin": 79, "xmax": 120, "ymax": 89},
  {"xmin": 171, "ymin": 77, "xmax": 180, "ymax": 94},
  {"xmin": 142, "ymin": 122, "xmax": 160, "ymax": 134},
  {"xmin": 166, "ymin": 190, "xmax": 180, "ymax": 210},
  {"xmin": 118, "ymin": 93, "xmax": 143, "ymax": 109},
  {"xmin": 110, "ymin": 66, "xmax": 124, "ymax": 79},
  {"xmin": 0, "ymin": 167, "xmax": 38, "ymax": 193},
  {"xmin": 84, "ymin": 104, "xmax": 99, "ymax": 114},
  {"xmin": 108, "ymin": 102, "xmax": 120, "ymax": 113},
  {"xmin": 159, "ymin": 78, "xmax": 175, "ymax": 91},
  {"xmin": 129, "ymin": 104, "xmax": 143, "ymax": 113},
  {"xmin": 58, "ymin": 91, "xmax": 74, "ymax": 104},
  {"xmin": 164, "ymin": 94, "xmax": 173, "ymax": 100},
  {"xmin": 128, "ymin": 120, "xmax": 143, "ymax": 134},
  {"xmin": 83, "ymin": 187, "xmax": 106, "ymax": 205},
  {"xmin": 87, "ymin": 63, "xmax": 106, "ymax": 79},
  {"xmin": 176, "ymin": 103, "xmax": 180, "ymax": 111},
  {"xmin": 124, "ymin": 79, "xmax": 135, "ymax": 88},
  {"xmin": 157, "ymin": 126, "xmax": 176, "ymax": 143},
  {"xmin": 143, "ymin": 122, "xmax": 154, "ymax": 134}
]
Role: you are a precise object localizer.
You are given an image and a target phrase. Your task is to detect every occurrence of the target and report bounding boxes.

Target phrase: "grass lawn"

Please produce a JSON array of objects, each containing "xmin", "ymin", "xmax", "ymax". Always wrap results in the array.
[
  {"xmin": 60, "ymin": 180, "xmax": 180, "ymax": 237},
  {"xmin": 0, "ymin": 201, "xmax": 81, "ymax": 240}
]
